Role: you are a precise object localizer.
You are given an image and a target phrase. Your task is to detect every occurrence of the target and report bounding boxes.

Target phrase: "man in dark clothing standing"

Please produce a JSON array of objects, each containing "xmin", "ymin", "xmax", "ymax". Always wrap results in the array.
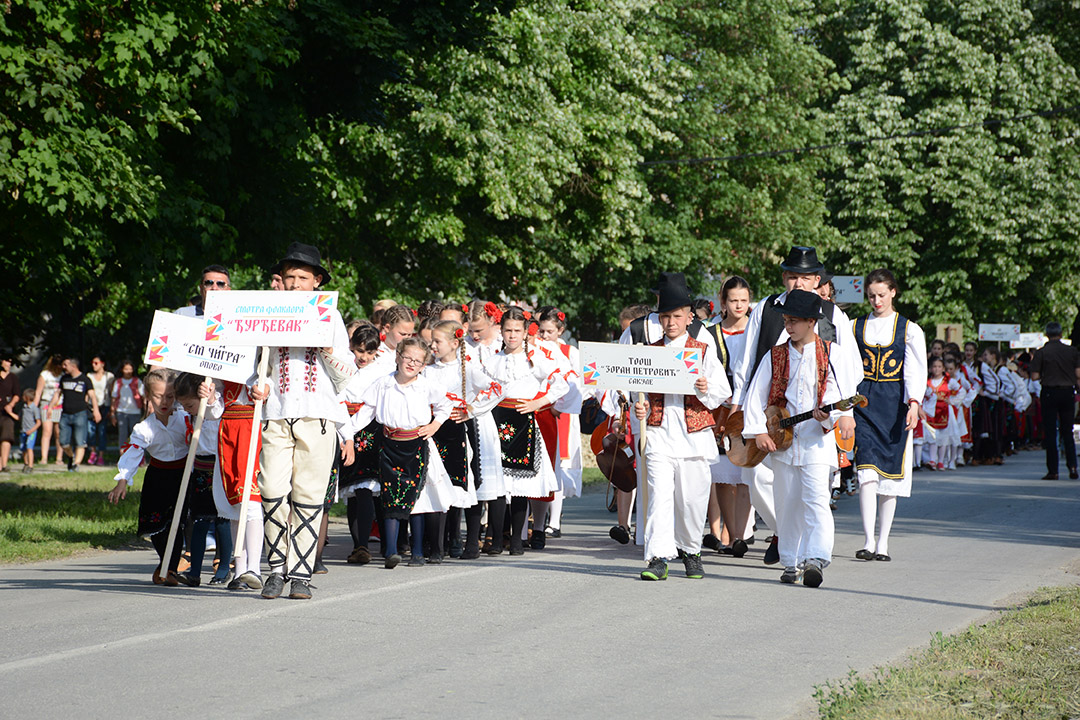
[
  {"xmin": 1030, "ymin": 322, "xmax": 1080, "ymax": 480},
  {"xmin": 0, "ymin": 356, "xmax": 19, "ymax": 473},
  {"xmin": 49, "ymin": 358, "xmax": 102, "ymax": 471}
]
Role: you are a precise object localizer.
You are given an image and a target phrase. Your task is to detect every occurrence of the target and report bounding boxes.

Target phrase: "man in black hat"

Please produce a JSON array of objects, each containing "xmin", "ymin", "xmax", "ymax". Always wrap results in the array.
[
  {"xmin": 729, "ymin": 247, "xmax": 860, "ymax": 565},
  {"xmin": 742, "ymin": 290, "xmax": 850, "ymax": 588},
  {"xmin": 176, "ymin": 264, "xmax": 232, "ymax": 318},
  {"xmin": 250, "ymin": 243, "xmax": 355, "ymax": 599},
  {"xmin": 606, "ymin": 272, "xmax": 718, "ymax": 547},
  {"xmin": 609, "ymin": 273, "xmax": 731, "ymax": 580}
]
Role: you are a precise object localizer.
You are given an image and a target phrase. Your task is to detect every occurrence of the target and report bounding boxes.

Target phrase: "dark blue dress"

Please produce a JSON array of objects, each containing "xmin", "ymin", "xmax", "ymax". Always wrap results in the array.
[{"xmin": 853, "ymin": 314, "xmax": 910, "ymax": 479}]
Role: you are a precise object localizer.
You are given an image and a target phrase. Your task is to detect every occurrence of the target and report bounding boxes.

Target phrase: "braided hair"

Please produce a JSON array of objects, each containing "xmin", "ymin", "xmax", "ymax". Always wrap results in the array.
[
  {"xmin": 501, "ymin": 306, "xmax": 532, "ymax": 368},
  {"xmin": 433, "ymin": 320, "xmax": 467, "ymax": 402}
]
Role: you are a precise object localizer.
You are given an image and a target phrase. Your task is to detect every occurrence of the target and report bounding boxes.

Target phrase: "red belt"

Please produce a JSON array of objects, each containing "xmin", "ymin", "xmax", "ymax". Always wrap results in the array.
[
  {"xmin": 346, "ymin": 401, "xmax": 364, "ymax": 416},
  {"xmin": 148, "ymin": 456, "xmax": 186, "ymax": 470},
  {"xmin": 384, "ymin": 426, "xmax": 422, "ymax": 440},
  {"xmin": 222, "ymin": 404, "xmax": 255, "ymax": 420}
]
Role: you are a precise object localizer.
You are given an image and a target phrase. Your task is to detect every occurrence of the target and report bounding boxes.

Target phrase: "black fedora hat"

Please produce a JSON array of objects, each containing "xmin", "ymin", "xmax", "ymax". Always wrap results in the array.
[
  {"xmin": 817, "ymin": 268, "xmax": 833, "ymax": 287},
  {"xmin": 654, "ymin": 272, "xmax": 694, "ymax": 313},
  {"xmin": 779, "ymin": 289, "xmax": 823, "ymax": 320},
  {"xmin": 779, "ymin": 246, "xmax": 825, "ymax": 275},
  {"xmin": 276, "ymin": 242, "xmax": 331, "ymax": 285}
]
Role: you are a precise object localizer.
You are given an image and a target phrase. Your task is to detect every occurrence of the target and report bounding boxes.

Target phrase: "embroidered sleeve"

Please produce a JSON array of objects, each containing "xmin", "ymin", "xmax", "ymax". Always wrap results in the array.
[{"xmin": 114, "ymin": 421, "xmax": 152, "ymax": 486}]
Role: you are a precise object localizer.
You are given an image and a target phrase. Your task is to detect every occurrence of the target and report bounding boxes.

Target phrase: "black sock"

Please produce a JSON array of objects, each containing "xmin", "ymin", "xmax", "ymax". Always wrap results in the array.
[
  {"xmin": 464, "ymin": 504, "xmax": 483, "ymax": 553},
  {"xmin": 510, "ymin": 496, "xmax": 528, "ymax": 552},
  {"xmin": 425, "ymin": 512, "xmax": 446, "ymax": 558}
]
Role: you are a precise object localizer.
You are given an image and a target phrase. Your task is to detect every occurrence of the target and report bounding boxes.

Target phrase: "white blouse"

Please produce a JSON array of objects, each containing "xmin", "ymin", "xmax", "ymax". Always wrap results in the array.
[
  {"xmin": 114, "ymin": 408, "xmax": 191, "ymax": 486},
  {"xmin": 264, "ymin": 308, "xmax": 355, "ymax": 425},
  {"xmin": 359, "ymin": 373, "xmax": 454, "ymax": 430},
  {"xmin": 483, "ymin": 345, "xmax": 569, "ymax": 404}
]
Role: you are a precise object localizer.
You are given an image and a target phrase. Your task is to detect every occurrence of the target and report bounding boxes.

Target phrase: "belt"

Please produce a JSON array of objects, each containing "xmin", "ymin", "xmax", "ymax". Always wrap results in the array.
[
  {"xmin": 222, "ymin": 404, "xmax": 255, "ymax": 420},
  {"xmin": 346, "ymin": 401, "xmax": 364, "ymax": 416},
  {"xmin": 384, "ymin": 426, "xmax": 423, "ymax": 440},
  {"xmin": 148, "ymin": 456, "xmax": 186, "ymax": 470}
]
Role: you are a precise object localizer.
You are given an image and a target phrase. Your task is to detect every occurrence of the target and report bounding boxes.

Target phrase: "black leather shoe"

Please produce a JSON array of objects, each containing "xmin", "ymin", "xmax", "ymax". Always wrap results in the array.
[
  {"xmin": 702, "ymin": 533, "xmax": 722, "ymax": 552},
  {"xmin": 730, "ymin": 538, "xmax": 748, "ymax": 558},
  {"xmin": 874, "ymin": 553, "xmax": 891, "ymax": 562},
  {"xmin": 1042, "ymin": 473, "xmax": 1059, "ymax": 480},
  {"xmin": 530, "ymin": 529, "xmax": 546, "ymax": 550},
  {"xmin": 174, "ymin": 571, "xmax": 200, "ymax": 587},
  {"xmin": 855, "ymin": 549, "xmax": 875, "ymax": 560},
  {"xmin": 261, "ymin": 572, "xmax": 285, "ymax": 599},
  {"xmin": 288, "ymin": 579, "xmax": 312, "ymax": 599},
  {"xmin": 609, "ymin": 525, "xmax": 631, "ymax": 545},
  {"xmin": 763, "ymin": 536, "xmax": 780, "ymax": 565},
  {"xmin": 1070, "ymin": 468, "xmax": 1079, "ymax": 480}
]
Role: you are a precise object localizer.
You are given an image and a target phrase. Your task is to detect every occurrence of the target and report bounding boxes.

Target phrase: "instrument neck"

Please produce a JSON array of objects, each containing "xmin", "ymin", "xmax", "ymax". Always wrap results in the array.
[{"xmin": 780, "ymin": 401, "xmax": 839, "ymax": 429}]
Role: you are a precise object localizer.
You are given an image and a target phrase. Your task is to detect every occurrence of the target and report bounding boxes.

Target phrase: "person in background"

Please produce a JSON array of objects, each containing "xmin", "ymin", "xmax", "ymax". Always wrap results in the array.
[
  {"xmin": 50, "ymin": 357, "xmax": 102, "ymax": 471},
  {"xmin": 176, "ymin": 264, "xmax": 231, "ymax": 318},
  {"xmin": 18, "ymin": 389, "xmax": 41, "ymax": 473},
  {"xmin": 0, "ymin": 355, "xmax": 18, "ymax": 473},
  {"xmin": 110, "ymin": 360, "xmax": 144, "ymax": 449},
  {"xmin": 86, "ymin": 355, "xmax": 115, "ymax": 466},
  {"xmin": 1030, "ymin": 321, "xmax": 1080, "ymax": 480},
  {"xmin": 33, "ymin": 355, "xmax": 65, "ymax": 467}
]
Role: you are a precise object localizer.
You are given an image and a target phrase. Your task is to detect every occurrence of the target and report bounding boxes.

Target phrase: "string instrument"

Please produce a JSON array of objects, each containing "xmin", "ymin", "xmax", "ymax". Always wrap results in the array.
[
  {"xmin": 590, "ymin": 402, "xmax": 637, "ymax": 492},
  {"xmin": 724, "ymin": 394, "xmax": 868, "ymax": 468}
]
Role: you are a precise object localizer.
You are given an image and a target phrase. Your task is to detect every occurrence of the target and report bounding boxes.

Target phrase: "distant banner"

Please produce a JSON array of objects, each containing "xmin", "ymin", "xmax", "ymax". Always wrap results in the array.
[
  {"xmin": 204, "ymin": 290, "xmax": 338, "ymax": 347},
  {"xmin": 1010, "ymin": 332, "xmax": 1044, "ymax": 349},
  {"xmin": 978, "ymin": 323, "xmax": 1020, "ymax": 342},
  {"xmin": 579, "ymin": 341, "xmax": 701, "ymax": 395},
  {"xmin": 832, "ymin": 276, "xmax": 865, "ymax": 304},
  {"xmin": 144, "ymin": 311, "xmax": 258, "ymax": 383}
]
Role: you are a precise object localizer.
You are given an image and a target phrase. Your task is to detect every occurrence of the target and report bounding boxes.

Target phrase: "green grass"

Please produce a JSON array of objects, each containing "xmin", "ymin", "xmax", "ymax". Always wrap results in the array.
[
  {"xmin": 0, "ymin": 468, "xmax": 145, "ymax": 563},
  {"xmin": 816, "ymin": 585, "xmax": 1080, "ymax": 720}
]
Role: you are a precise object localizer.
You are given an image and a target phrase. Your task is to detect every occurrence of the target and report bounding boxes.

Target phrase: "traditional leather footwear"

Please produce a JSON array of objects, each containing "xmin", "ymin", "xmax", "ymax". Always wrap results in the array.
[
  {"xmin": 763, "ymin": 536, "xmax": 780, "ymax": 565},
  {"xmin": 288, "ymin": 579, "xmax": 312, "ymax": 600},
  {"xmin": 855, "ymin": 549, "xmax": 875, "ymax": 560},
  {"xmin": 261, "ymin": 572, "xmax": 286, "ymax": 599}
]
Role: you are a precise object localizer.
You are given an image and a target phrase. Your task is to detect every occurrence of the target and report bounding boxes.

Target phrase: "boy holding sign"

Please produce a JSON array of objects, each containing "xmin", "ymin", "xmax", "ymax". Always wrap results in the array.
[
  {"xmin": 250, "ymin": 243, "xmax": 355, "ymax": 600},
  {"xmin": 631, "ymin": 274, "xmax": 730, "ymax": 581}
]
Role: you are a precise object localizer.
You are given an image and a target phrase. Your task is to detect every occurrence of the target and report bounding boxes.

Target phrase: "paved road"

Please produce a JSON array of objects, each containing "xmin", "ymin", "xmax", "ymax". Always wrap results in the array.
[{"xmin": 2, "ymin": 450, "xmax": 1078, "ymax": 719}]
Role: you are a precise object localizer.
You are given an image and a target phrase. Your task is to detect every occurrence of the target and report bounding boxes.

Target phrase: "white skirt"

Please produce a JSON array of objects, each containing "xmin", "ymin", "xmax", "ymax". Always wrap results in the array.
[
  {"xmin": 449, "ymin": 438, "xmax": 479, "ymax": 509},
  {"xmin": 557, "ymin": 415, "xmax": 583, "ymax": 498},
  {"xmin": 710, "ymin": 454, "xmax": 744, "ymax": 485},
  {"xmin": 474, "ymin": 413, "xmax": 508, "ymax": 502},
  {"xmin": 412, "ymin": 439, "xmax": 456, "ymax": 514},
  {"xmin": 212, "ymin": 462, "xmax": 263, "ymax": 521},
  {"xmin": 340, "ymin": 478, "xmax": 380, "ymax": 499}
]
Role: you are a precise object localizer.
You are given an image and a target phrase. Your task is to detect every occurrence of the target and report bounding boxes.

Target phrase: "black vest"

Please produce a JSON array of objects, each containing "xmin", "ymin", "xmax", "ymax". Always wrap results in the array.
[{"xmin": 752, "ymin": 294, "xmax": 837, "ymax": 379}]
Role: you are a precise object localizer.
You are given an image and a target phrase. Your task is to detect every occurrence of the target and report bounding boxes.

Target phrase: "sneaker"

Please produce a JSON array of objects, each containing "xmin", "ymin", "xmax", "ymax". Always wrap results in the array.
[
  {"xmin": 97, "ymin": 455, "xmax": 107, "ymax": 466},
  {"xmin": 780, "ymin": 566, "xmax": 798, "ymax": 584},
  {"xmin": 763, "ymin": 536, "xmax": 780, "ymax": 565},
  {"xmin": 66, "ymin": 465, "xmax": 78, "ymax": 473},
  {"xmin": 236, "ymin": 571, "xmax": 262, "ymax": 590},
  {"xmin": 681, "ymin": 552, "xmax": 705, "ymax": 579},
  {"xmin": 385, "ymin": 554, "xmax": 402, "ymax": 569},
  {"xmin": 313, "ymin": 560, "xmax": 328, "ymax": 575},
  {"xmin": 261, "ymin": 572, "xmax": 286, "ymax": 599},
  {"xmin": 174, "ymin": 571, "xmax": 201, "ymax": 587},
  {"xmin": 640, "ymin": 557, "xmax": 668, "ymax": 581},
  {"xmin": 21, "ymin": 465, "xmax": 32, "ymax": 474},
  {"xmin": 609, "ymin": 525, "xmax": 631, "ymax": 545},
  {"xmin": 88, "ymin": 451, "xmax": 98, "ymax": 466},
  {"xmin": 347, "ymin": 546, "xmax": 372, "ymax": 564},
  {"xmin": 803, "ymin": 560, "xmax": 824, "ymax": 588},
  {"xmin": 288, "ymin": 579, "xmax": 312, "ymax": 600}
]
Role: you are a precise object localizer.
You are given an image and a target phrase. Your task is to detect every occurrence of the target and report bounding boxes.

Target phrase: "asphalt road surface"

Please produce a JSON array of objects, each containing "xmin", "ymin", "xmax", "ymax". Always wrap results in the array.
[{"xmin": 2, "ymin": 449, "xmax": 1078, "ymax": 719}]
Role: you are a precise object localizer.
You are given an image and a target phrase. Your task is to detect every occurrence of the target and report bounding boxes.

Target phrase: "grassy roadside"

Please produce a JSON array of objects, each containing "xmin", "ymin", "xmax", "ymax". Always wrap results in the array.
[
  {"xmin": 815, "ymin": 585, "xmax": 1080, "ymax": 720},
  {"xmin": 0, "ymin": 468, "xmax": 145, "ymax": 563}
]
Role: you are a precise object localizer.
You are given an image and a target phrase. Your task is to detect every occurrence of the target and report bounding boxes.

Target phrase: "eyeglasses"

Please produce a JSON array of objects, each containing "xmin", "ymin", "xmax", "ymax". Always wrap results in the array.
[
  {"xmin": 202, "ymin": 279, "xmax": 229, "ymax": 288},
  {"xmin": 401, "ymin": 356, "xmax": 426, "ymax": 367}
]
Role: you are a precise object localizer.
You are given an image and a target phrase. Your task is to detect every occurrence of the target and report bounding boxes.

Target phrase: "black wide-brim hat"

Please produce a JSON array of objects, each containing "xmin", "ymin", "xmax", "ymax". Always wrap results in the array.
[
  {"xmin": 274, "ymin": 242, "xmax": 331, "ymax": 285},
  {"xmin": 779, "ymin": 246, "xmax": 825, "ymax": 275},
  {"xmin": 654, "ymin": 272, "xmax": 694, "ymax": 313},
  {"xmin": 817, "ymin": 268, "xmax": 833, "ymax": 287},
  {"xmin": 779, "ymin": 289, "xmax": 824, "ymax": 319}
]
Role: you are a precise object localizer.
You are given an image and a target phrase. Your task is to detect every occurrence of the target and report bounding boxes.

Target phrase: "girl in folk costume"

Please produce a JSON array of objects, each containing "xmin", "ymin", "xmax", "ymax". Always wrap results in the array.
[
  {"xmin": 922, "ymin": 356, "xmax": 955, "ymax": 470},
  {"xmin": 630, "ymin": 274, "xmax": 731, "ymax": 581},
  {"xmin": 426, "ymin": 321, "xmax": 498, "ymax": 560},
  {"xmin": 214, "ymin": 376, "xmax": 266, "ymax": 591},
  {"xmin": 744, "ymin": 290, "xmax": 852, "ymax": 588},
  {"xmin": 703, "ymin": 276, "xmax": 754, "ymax": 557},
  {"xmin": 534, "ymin": 306, "xmax": 584, "ymax": 539},
  {"xmin": 339, "ymin": 322, "xmax": 384, "ymax": 566},
  {"xmin": 375, "ymin": 304, "xmax": 417, "ymax": 371},
  {"xmin": 986, "ymin": 346, "xmax": 1013, "ymax": 462},
  {"xmin": 467, "ymin": 300, "xmax": 505, "ymax": 365},
  {"xmin": 971, "ymin": 346, "xmax": 1002, "ymax": 465},
  {"xmin": 357, "ymin": 337, "xmax": 454, "ymax": 569},
  {"xmin": 943, "ymin": 355, "xmax": 970, "ymax": 469},
  {"xmin": 171, "ymin": 374, "xmax": 233, "ymax": 587},
  {"xmin": 107, "ymin": 370, "xmax": 190, "ymax": 585},
  {"xmin": 852, "ymin": 269, "xmax": 927, "ymax": 562},
  {"xmin": 958, "ymin": 343, "xmax": 982, "ymax": 463},
  {"xmin": 483, "ymin": 306, "xmax": 569, "ymax": 554}
]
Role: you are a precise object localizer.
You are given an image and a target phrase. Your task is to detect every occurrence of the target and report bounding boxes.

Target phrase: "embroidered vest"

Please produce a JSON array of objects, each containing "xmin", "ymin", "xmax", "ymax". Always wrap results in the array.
[
  {"xmin": 766, "ymin": 336, "xmax": 831, "ymax": 410},
  {"xmin": 754, "ymin": 294, "xmax": 836, "ymax": 380},
  {"xmin": 646, "ymin": 336, "xmax": 715, "ymax": 433}
]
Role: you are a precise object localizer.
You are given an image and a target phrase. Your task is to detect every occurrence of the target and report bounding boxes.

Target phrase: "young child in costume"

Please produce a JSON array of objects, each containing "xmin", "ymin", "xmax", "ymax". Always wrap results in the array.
[{"xmin": 743, "ymin": 290, "xmax": 850, "ymax": 588}]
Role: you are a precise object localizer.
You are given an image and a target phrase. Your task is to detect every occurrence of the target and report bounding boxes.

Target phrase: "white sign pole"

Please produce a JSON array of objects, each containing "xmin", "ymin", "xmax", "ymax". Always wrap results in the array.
[
  {"xmin": 158, "ymin": 377, "xmax": 212, "ymax": 582},
  {"xmin": 233, "ymin": 348, "xmax": 270, "ymax": 563}
]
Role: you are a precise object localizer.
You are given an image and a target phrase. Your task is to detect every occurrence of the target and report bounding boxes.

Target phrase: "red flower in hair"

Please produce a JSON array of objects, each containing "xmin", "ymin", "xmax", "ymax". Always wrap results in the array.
[
  {"xmin": 527, "ymin": 323, "xmax": 538, "ymax": 337},
  {"xmin": 557, "ymin": 311, "xmax": 565, "ymax": 322},
  {"xmin": 461, "ymin": 304, "xmax": 469, "ymax": 313},
  {"xmin": 708, "ymin": 301, "xmax": 715, "ymax": 314},
  {"xmin": 411, "ymin": 308, "xmax": 418, "ymax": 317},
  {"xmin": 454, "ymin": 328, "xmax": 464, "ymax": 339},
  {"xmin": 379, "ymin": 332, "xmax": 386, "ymax": 342},
  {"xmin": 484, "ymin": 302, "xmax": 500, "ymax": 322},
  {"xmin": 523, "ymin": 310, "xmax": 532, "ymax": 320}
]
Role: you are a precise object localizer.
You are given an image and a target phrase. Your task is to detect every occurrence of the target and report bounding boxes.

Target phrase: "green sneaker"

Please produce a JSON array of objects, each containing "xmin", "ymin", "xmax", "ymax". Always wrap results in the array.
[
  {"xmin": 681, "ymin": 552, "xmax": 705, "ymax": 579},
  {"xmin": 640, "ymin": 557, "xmax": 668, "ymax": 581}
]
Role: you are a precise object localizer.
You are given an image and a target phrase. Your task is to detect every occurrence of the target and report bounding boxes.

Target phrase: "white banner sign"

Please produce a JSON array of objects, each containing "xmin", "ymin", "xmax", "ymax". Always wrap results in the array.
[
  {"xmin": 978, "ymin": 323, "xmax": 1020, "ymax": 342},
  {"xmin": 1010, "ymin": 332, "xmax": 1044, "ymax": 349},
  {"xmin": 579, "ymin": 341, "xmax": 702, "ymax": 395},
  {"xmin": 204, "ymin": 290, "xmax": 338, "ymax": 347},
  {"xmin": 144, "ymin": 311, "xmax": 258, "ymax": 383},
  {"xmin": 832, "ymin": 275, "xmax": 865, "ymax": 304}
]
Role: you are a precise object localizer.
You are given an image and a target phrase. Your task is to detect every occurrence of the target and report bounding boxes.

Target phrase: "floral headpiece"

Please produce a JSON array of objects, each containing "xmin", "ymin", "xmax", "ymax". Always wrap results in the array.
[
  {"xmin": 556, "ymin": 311, "xmax": 566, "ymax": 322},
  {"xmin": 527, "ymin": 323, "xmax": 538, "ymax": 337},
  {"xmin": 461, "ymin": 304, "xmax": 469, "ymax": 313},
  {"xmin": 522, "ymin": 310, "xmax": 532, "ymax": 320},
  {"xmin": 454, "ymin": 328, "xmax": 465, "ymax": 339},
  {"xmin": 484, "ymin": 302, "xmax": 502, "ymax": 323}
]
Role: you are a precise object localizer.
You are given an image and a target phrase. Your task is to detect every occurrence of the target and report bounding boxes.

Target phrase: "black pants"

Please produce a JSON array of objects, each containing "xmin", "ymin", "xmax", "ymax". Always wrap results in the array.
[{"xmin": 1041, "ymin": 387, "xmax": 1078, "ymax": 473}]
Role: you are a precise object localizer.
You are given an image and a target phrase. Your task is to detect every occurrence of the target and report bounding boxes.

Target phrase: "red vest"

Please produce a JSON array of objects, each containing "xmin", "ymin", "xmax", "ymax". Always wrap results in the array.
[
  {"xmin": 647, "ymin": 336, "xmax": 715, "ymax": 433},
  {"xmin": 766, "ymin": 336, "xmax": 830, "ymax": 409}
]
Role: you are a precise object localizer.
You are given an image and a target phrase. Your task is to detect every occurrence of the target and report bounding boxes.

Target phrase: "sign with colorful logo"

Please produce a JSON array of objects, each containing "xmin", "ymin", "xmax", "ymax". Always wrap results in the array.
[
  {"xmin": 143, "ymin": 311, "xmax": 258, "ymax": 383},
  {"xmin": 832, "ymin": 275, "xmax": 865, "ymax": 304},
  {"xmin": 579, "ymin": 341, "xmax": 702, "ymax": 395},
  {"xmin": 204, "ymin": 290, "xmax": 339, "ymax": 347},
  {"xmin": 978, "ymin": 323, "xmax": 1021, "ymax": 342}
]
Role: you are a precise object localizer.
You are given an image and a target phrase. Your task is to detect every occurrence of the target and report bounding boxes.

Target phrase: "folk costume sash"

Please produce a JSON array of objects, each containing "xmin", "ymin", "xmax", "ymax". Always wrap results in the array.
[
  {"xmin": 766, "ymin": 336, "xmax": 831, "ymax": 410},
  {"xmin": 853, "ymin": 314, "xmax": 910, "ymax": 479},
  {"xmin": 646, "ymin": 336, "xmax": 716, "ymax": 433},
  {"xmin": 926, "ymin": 376, "xmax": 951, "ymax": 430}
]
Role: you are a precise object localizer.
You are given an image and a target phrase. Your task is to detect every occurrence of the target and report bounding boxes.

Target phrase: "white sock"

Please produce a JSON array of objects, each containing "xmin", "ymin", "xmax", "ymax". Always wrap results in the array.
[
  {"xmin": 876, "ymin": 495, "xmax": 897, "ymax": 556},
  {"xmin": 859, "ymin": 481, "xmax": 878, "ymax": 551}
]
